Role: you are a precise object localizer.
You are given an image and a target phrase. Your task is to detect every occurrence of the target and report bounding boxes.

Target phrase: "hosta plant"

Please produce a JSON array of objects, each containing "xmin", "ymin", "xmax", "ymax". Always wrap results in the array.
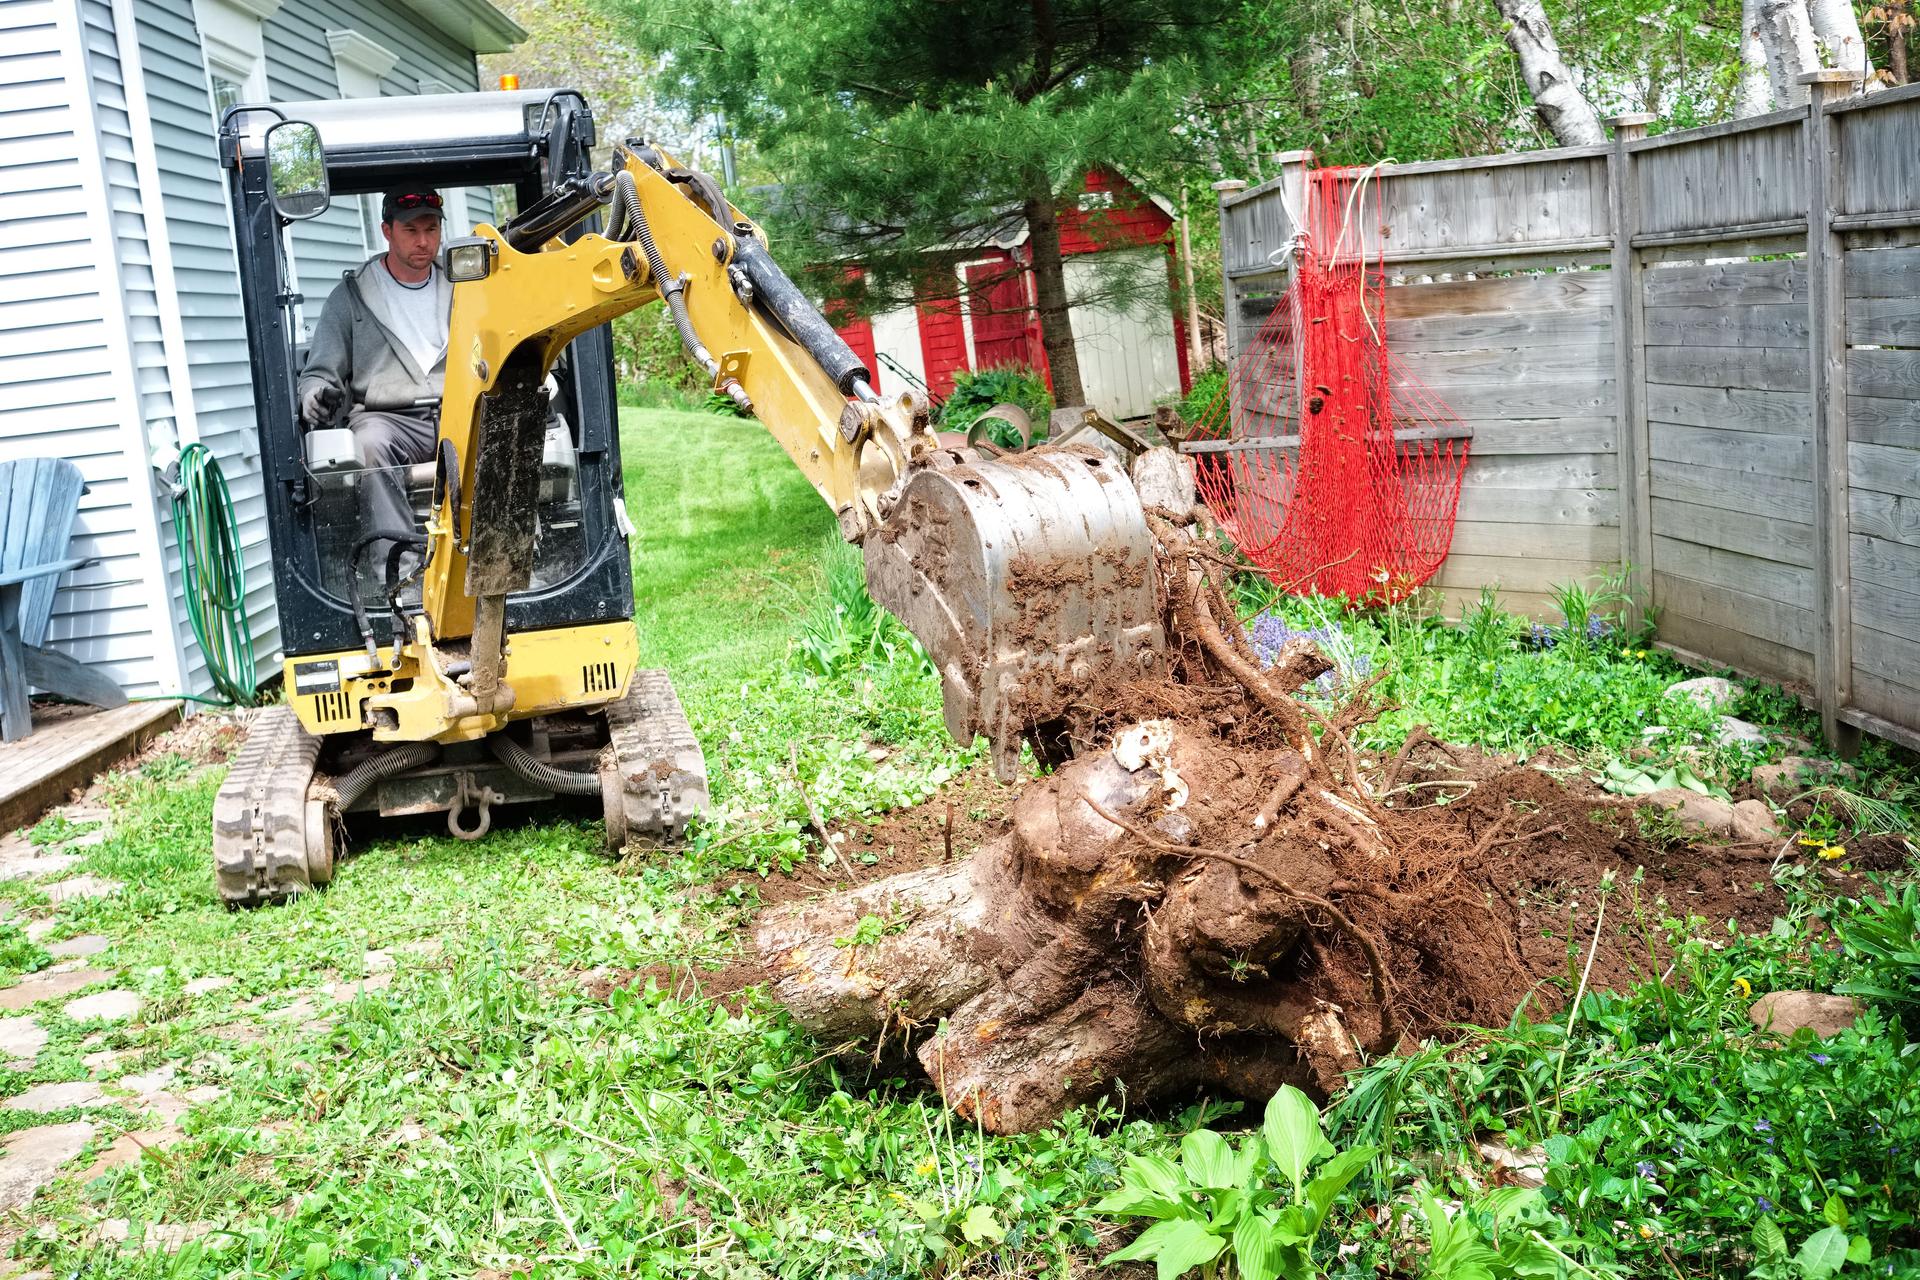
[{"xmin": 1096, "ymin": 1085, "xmax": 1378, "ymax": 1280}]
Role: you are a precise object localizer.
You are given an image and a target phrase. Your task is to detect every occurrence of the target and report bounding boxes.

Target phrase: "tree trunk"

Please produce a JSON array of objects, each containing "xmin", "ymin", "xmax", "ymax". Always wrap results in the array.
[
  {"xmin": 1023, "ymin": 176, "xmax": 1086, "ymax": 407},
  {"xmin": 1492, "ymin": 0, "xmax": 1607, "ymax": 145},
  {"xmin": 1891, "ymin": 0, "xmax": 1911, "ymax": 84},
  {"xmin": 1808, "ymin": 0, "xmax": 1874, "ymax": 79},
  {"xmin": 1761, "ymin": 0, "xmax": 1821, "ymax": 105},
  {"xmin": 1738, "ymin": 0, "xmax": 1774, "ymax": 114}
]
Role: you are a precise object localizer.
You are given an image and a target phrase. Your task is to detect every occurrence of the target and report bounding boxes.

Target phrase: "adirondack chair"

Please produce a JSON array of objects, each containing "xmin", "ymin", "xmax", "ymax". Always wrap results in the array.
[{"xmin": 0, "ymin": 458, "xmax": 127, "ymax": 742}]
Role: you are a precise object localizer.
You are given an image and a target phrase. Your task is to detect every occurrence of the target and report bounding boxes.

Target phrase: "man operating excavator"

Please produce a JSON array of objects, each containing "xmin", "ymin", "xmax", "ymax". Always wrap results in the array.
[{"xmin": 295, "ymin": 186, "xmax": 450, "ymax": 566}]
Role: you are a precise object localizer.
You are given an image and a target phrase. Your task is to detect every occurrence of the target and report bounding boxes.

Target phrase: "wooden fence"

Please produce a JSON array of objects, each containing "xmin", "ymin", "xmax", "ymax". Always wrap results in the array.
[{"xmin": 1213, "ymin": 72, "xmax": 1920, "ymax": 753}]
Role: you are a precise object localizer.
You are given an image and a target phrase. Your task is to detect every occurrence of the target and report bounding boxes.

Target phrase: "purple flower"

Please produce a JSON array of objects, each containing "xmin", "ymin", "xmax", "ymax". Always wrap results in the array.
[
  {"xmin": 1757, "ymin": 1196, "xmax": 1774, "ymax": 1213},
  {"xmin": 1809, "ymin": 1053, "xmax": 1831, "ymax": 1066},
  {"xmin": 1636, "ymin": 1161, "xmax": 1657, "ymax": 1179},
  {"xmin": 1754, "ymin": 1119, "xmax": 1771, "ymax": 1132}
]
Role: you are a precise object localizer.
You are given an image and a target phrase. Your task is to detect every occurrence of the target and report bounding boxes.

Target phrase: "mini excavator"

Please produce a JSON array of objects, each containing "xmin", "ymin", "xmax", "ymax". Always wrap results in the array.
[{"xmin": 212, "ymin": 91, "xmax": 1165, "ymax": 906}]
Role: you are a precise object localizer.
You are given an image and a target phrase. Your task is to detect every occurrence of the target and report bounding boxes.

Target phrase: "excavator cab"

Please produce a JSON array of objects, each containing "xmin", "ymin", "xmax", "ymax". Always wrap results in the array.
[{"xmin": 210, "ymin": 91, "xmax": 1166, "ymax": 908}]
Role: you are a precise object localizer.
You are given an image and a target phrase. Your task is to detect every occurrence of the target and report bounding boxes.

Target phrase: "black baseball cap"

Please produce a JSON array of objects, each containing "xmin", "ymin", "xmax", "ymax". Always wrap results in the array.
[{"xmin": 381, "ymin": 186, "xmax": 445, "ymax": 224}]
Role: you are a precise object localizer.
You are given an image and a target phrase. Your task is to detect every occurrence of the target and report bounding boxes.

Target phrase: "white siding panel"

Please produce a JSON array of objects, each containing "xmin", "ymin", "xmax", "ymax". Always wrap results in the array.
[
  {"xmin": 1064, "ymin": 248, "xmax": 1183, "ymax": 422},
  {"xmin": 869, "ymin": 305, "xmax": 928, "ymax": 397}
]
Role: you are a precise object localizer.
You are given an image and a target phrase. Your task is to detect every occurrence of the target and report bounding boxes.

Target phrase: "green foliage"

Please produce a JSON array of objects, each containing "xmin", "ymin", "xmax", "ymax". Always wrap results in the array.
[
  {"xmin": 1096, "ymin": 1086, "xmax": 1379, "ymax": 1279},
  {"xmin": 1326, "ymin": 889, "xmax": 1920, "ymax": 1278},
  {"xmin": 610, "ymin": 305, "xmax": 703, "ymax": 406},
  {"xmin": 0, "ymin": 922, "xmax": 49, "ymax": 979},
  {"xmin": 1825, "ymin": 882, "xmax": 1920, "ymax": 1010},
  {"xmin": 936, "ymin": 365, "xmax": 1054, "ymax": 448},
  {"xmin": 1173, "ymin": 362, "xmax": 1228, "ymax": 431},
  {"xmin": 797, "ymin": 535, "xmax": 933, "ymax": 681}
]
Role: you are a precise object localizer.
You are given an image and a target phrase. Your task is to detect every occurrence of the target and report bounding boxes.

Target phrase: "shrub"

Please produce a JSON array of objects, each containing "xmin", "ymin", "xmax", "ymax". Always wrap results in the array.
[
  {"xmin": 1174, "ymin": 362, "xmax": 1227, "ymax": 431},
  {"xmin": 612, "ymin": 306, "xmax": 703, "ymax": 406},
  {"xmin": 937, "ymin": 364, "xmax": 1053, "ymax": 449}
]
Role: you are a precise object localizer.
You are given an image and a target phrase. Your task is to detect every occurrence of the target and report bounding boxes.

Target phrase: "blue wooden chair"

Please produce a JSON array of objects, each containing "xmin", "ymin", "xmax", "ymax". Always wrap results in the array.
[{"xmin": 0, "ymin": 458, "xmax": 127, "ymax": 742}]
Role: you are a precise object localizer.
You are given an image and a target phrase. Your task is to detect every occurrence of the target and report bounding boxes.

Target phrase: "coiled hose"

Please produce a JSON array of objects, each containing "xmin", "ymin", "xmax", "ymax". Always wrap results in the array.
[
  {"xmin": 488, "ymin": 734, "xmax": 600, "ymax": 796},
  {"xmin": 170, "ymin": 443, "xmax": 256, "ymax": 705},
  {"xmin": 332, "ymin": 742, "xmax": 438, "ymax": 811}
]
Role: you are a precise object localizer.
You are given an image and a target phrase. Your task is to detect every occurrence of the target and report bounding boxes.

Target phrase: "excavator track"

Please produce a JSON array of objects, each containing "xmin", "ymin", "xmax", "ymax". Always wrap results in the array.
[
  {"xmin": 600, "ymin": 668, "xmax": 708, "ymax": 850},
  {"xmin": 212, "ymin": 705, "xmax": 332, "ymax": 908}
]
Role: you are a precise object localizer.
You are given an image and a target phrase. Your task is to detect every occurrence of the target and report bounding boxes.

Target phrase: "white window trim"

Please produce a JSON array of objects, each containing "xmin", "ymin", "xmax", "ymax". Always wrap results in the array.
[
  {"xmin": 195, "ymin": 0, "xmax": 280, "ymax": 105},
  {"xmin": 326, "ymin": 28, "xmax": 399, "ymax": 96},
  {"xmin": 418, "ymin": 77, "xmax": 454, "ymax": 95}
]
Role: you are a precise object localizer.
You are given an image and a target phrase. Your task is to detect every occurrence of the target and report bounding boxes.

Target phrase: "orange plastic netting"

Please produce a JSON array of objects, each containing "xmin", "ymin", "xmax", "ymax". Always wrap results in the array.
[{"xmin": 1187, "ymin": 164, "xmax": 1470, "ymax": 604}]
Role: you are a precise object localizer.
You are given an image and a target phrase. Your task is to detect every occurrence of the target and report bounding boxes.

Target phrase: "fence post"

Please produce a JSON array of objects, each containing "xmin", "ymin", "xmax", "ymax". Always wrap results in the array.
[
  {"xmin": 1606, "ymin": 113, "xmax": 1657, "ymax": 629},
  {"xmin": 1212, "ymin": 178, "xmax": 1249, "ymax": 366},
  {"xmin": 1801, "ymin": 69, "xmax": 1864, "ymax": 754}
]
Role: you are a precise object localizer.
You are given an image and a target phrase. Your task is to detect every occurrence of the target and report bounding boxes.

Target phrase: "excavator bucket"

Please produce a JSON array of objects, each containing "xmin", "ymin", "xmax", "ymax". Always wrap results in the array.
[{"xmin": 864, "ymin": 444, "xmax": 1166, "ymax": 779}]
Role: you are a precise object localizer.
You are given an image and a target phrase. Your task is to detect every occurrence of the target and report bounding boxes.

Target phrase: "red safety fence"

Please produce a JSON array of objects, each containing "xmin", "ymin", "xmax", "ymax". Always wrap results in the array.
[{"xmin": 1184, "ymin": 164, "xmax": 1470, "ymax": 604}]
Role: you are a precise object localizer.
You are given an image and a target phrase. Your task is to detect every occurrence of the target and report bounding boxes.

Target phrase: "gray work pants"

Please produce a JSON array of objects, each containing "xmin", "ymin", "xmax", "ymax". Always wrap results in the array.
[{"xmin": 350, "ymin": 408, "xmax": 437, "ymax": 584}]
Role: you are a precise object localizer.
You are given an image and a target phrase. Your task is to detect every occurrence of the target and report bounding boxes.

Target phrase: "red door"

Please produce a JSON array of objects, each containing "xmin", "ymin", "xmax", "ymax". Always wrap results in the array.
[{"xmin": 964, "ymin": 262, "xmax": 1034, "ymax": 369}]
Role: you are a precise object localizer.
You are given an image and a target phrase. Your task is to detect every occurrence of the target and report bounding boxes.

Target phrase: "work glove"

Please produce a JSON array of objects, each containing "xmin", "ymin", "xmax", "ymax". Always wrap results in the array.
[{"xmin": 301, "ymin": 383, "xmax": 344, "ymax": 427}]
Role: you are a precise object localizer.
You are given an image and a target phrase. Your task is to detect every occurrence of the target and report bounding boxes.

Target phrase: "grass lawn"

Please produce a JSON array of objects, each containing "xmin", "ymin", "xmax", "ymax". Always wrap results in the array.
[{"xmin": 0, "ymin": 405, "xmax": 1912, "ymax": 1278}]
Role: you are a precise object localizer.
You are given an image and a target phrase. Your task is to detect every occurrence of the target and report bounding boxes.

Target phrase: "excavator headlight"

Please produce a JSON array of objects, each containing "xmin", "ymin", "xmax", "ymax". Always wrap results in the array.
[{"xmin": 446, "ymin": 237, "xmax": 496, "ymax": 282}]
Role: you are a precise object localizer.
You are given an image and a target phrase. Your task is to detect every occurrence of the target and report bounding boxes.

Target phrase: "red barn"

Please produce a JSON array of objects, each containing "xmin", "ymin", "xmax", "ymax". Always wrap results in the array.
[{"xmin": 831, "ymin": 169, "xmax": 1192, "ymax": 422}]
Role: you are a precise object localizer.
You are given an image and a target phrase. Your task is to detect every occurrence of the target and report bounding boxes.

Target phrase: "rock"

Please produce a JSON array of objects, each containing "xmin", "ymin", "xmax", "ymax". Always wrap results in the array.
[
  {"xmin": 3, "ymin": 1081, "xmax": 105, "ymax": 1113},
  {"xmin": 63, "ymin": 989, "xmax": 141, "ymax": 1023},
  {"xmin": 183, "ymin": 976, "xmax": 235, "ymax": 997},
  {"xmin": 1640, "ymin": 788, "xmax": 1735, "ymax": 835},
  {"xmin": 47, "ymin": 935, "xmax": 109, "ymax": 960},
  {"xmin": 363, "ymin": 949, "xmax": 395, "ymax": 973},
  {"xmin": 42, "ymin": 875, "xmax": 122, "ymax": 903},
  {"xmin": 1714, "ymin": 716, "xmax": 1770, "ymax": 748},
  {"xmin": 0, "ymin": 853, "xmax": 79, "ymax": 882},
  {"xmin": 1751, "ymin": 755, "xmax": 1859, "ymax": 803},
  {"xmin": 1667, "ymin": 676, "xmax": 1742, "ymax": 713},
  {"xmin": 1476, "ymin": 1139, "xmax": 1548, "ymax": 1189},
  {"xmin": 0, "ymin": 968, "xmax": 116, "ymax": 1012},
  {"xmin": 22, "ymin": 920, "xmax": 55, "ymax": 942},
  {"xmin": 81, "ymin": 1048, "xmax": 134, "ymax": 1074},
  {"xmin": 0, "ymin": 1017, "xmax": 45, "ymax": 1063},
  {"xmin": 1731, "ymin": 800, "xmax": 1781, "ymax": 844},
  {"xmin": 76, "ymin": 1127, "xmax": 183, "ymax": 1180},
  {"xmin": 118, "ymin": 1064, "xmax": 178, "ymax": 1093},
  {"xmin": 1748, "ymin": 991, "xmax": 1862, "ymax": 1038},
  {"xmin": 0, "ymin": 1122, "xmax": 93, "ymax": 1211}
]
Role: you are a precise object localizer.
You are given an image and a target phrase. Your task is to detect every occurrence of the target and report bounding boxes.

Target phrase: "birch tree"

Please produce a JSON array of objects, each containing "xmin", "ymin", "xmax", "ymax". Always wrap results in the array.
[{"xmin": 1492, "ymin": 0, "xmax": 1607, "ymax": 145}]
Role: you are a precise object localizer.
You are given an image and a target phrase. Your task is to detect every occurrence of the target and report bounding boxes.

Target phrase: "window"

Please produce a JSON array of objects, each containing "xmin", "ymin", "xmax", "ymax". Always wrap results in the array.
[{"xmin": 193, "ymin": 0, "xmax": 278, "ymax": 119}]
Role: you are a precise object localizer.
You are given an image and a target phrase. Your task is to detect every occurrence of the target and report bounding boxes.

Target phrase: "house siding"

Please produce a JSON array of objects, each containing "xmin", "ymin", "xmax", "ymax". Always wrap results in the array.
[
  {"xmin": 0, "ymin": 0, "xmax": 175, "ymax": 693},
  {"xmin": 264, "ymin": 1, "xmax": 495, "ymax": 329},
  {"xmin": 0, "ymin": 0, "xmax": 501, "ymax": 703}
]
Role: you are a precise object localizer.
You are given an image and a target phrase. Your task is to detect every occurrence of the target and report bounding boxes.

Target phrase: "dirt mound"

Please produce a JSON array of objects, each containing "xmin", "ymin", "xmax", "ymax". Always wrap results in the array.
[{"xmin": 741, "ymin": 511, "xmax": 1817, "ymax": 1132}]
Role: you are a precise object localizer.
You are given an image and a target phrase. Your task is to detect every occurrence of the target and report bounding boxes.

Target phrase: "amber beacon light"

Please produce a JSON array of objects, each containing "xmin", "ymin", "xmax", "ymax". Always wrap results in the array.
[{"xmin": 498, "ymin": 73, "xmax": 520, "ymax": 90}]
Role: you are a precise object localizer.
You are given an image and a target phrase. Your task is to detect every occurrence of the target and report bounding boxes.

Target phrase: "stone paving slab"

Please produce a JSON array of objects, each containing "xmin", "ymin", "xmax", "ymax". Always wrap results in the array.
[
  {"xmin": 183, "ymin": 976, "xmax": 234, "ymax": 997},
  {"xmin": 64, "ymin": 990, "xmax": 141, "ymax": 1023},
  {"xmin": 46, "ymin": 936, "xmax": 108, "ymax": 960},
  {"xmin": 42, "ymin": 876, "xmax": 122, "ymax": 904},
  {"xmin": 0, "ymin": 1121, "xmax": 93, "ymax": 1211},
  {"xmin": 76, "ymin": 1127, "xmax": 184, "ymax": 1181},
  {"xmin": 0, "ymin": 1017, "xmax": 45, "ymax": 1062},
  {"xmin": 0, "ymin": 854, "xmax": 79, "ymax": 883},
  {"xmin": 0, "ymin": 968, "xmax": 115, "ymax": 1012},
  {"xmin": 2, "ymin": 1081, "xmax": 104, "ymax": 1114}
]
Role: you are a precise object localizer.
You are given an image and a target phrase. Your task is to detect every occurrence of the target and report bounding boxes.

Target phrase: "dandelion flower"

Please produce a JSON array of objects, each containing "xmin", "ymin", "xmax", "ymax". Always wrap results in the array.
[
  {"xmin": 1818, "ymin": 844, "xmax": 1846, "ymax": 861},
  {"xmin": 1733, "ymin": 977, "xmax": 1752, "ymax": 998}
]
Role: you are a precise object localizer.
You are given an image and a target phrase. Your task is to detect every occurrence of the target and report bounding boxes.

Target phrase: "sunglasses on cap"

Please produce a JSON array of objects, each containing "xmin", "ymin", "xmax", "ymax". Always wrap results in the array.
[{"xmin": 393, "ymin": 193, "xmax": 444, "ymax": 212}]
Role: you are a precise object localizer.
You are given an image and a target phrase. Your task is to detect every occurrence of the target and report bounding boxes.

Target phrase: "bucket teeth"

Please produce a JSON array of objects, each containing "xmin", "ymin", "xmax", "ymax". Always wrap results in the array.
[
  {"xmin": 604, "ymin": 669, "xmax": 708, "ymax": 848},
  {"xmin": 212, "ymin": 705, "xmax": 325, "ymax": 908}
]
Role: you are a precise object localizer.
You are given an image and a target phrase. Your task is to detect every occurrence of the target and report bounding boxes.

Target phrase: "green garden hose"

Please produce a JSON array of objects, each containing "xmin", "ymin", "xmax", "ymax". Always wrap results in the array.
[{"xmin": 170, "ymin": 443, "xmax": 256, "ymax": 706}]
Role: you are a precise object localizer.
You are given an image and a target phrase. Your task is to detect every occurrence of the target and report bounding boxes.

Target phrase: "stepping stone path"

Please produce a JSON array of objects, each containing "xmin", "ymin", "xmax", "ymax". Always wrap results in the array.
[
  {"xmin": 183, "ymin": 976, "xmax": 235, "ymax": 997},
  {"xmin": 22, "ymin": 920, "xmax": 56, "ymax": 943},
  {"xmin": 88, "ymin": 1218, "xmax": 216, "ymax": 1250},
  {"xmin": 46, "ymin": 936, "xmax": 109, "ymax": 960},
  {"xmin": 77, "ymin": 1127, "xmax": 183, "ymax": 1181},
  {"xmin": 81, "ymin": 1047, "xmax": 135, "ymax": 1073},
  {"xmin": 0, "ymin": 1016, "xmax": 45, "ymax": 1064},
  {"xmin": 42, "ymin": 876, "xmax": 122, "ymax": 904},
  {"xmin": 3, "ymin": 1081, "xmax": 104, "ymax": 1114},
  {"xmin": 0, "ymin": 968, "xmax": 116, "ymax": 1012},
  {"xmin": 0, "ymin": 853, "xmax": 79, "ymax": 883},
  {"xmin": 0, "ymin": 1121, "xmax": 93, "ymax": 1211},
  {"xmin": 323, "ymin": 971, "xmax": 394, "ymax": 1001},
  {"xmin": 64, "ymin": 989, "xmax": 141, "ymax": 1023},
  {"xmin": 118, "ymin": 1064, "xmax": 177, "ymax": 1093}
]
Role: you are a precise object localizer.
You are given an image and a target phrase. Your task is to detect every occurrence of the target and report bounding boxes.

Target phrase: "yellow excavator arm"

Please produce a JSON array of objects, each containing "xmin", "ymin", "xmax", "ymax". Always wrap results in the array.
[{"xmin": 395, "ymin": 144, "xmax": 1165, "ymax": 776}]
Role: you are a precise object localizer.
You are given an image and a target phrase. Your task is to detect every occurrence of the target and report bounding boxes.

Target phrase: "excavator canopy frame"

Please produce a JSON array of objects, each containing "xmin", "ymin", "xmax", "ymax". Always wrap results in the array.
[{"xmin": 217, "ymin": 90, "xmax": 633, "ymax": 662}]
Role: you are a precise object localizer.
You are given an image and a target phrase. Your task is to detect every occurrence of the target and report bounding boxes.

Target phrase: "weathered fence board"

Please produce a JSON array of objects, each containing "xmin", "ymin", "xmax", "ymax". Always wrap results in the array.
[
  {"xmin": 1649, "ymin": 497, "xmax": 1815, "ymax": 567},
  {"xmin": 1643, "ymin": 383, "xmax": 1810, "ymax": 435},
  {"xmin": 1218, "ymin": 83, "xmax": 1920, "ymax": 749}
]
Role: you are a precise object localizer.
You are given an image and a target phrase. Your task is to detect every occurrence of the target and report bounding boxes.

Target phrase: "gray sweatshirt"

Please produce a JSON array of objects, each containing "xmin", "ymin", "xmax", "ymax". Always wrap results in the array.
[{"xmin": 297, "ymin": 256, "xmax": 452, "ymax": 418}]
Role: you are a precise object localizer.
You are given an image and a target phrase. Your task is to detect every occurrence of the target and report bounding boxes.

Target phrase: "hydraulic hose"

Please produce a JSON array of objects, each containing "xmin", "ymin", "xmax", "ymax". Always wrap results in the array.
[
  {"xmin": 488, "ymin": 734, "xmax": 600, "ymax": 796},
  {"xmin": 170, "ymin": 443, "xmax": 256, "ymax": 705},
  {"xmin": 617, "ymin": 168, "xmax": 754, "ymax": 413},
  {"xmin": 332, "ymin": 742, "xmax": 437, "ymax": 811}
]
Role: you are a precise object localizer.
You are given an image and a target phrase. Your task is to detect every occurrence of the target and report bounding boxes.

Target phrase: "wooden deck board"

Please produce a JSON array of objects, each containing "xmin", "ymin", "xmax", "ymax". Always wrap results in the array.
[{"xmin": 0, "ymin": 701, "xmax": 178, "ymax": 833}]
